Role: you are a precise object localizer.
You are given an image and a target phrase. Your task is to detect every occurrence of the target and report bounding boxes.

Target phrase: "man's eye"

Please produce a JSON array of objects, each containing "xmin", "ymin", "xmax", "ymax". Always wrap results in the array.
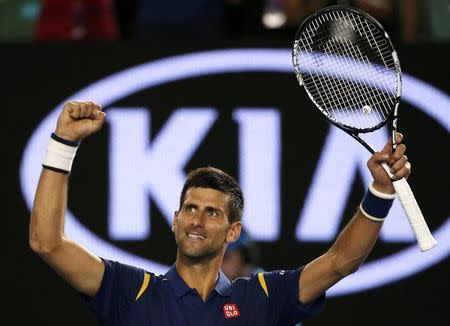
[
  {"xmin": 186, "ymin": 206, "xmax": 196, "ymax": 213},
  {"xmin": 208, "ymin": 210, "xmax": 218, "ymax": 217}
]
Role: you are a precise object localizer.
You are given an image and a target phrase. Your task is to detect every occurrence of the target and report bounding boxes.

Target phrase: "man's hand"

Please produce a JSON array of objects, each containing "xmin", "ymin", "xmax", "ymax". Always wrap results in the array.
[
  {"xmin": 367, "ymin": 132, "xmax": 411, "ymax": 194},
  {"xmin": 55, "ymin": 101, "xmax": 106, "ymax": 142}
]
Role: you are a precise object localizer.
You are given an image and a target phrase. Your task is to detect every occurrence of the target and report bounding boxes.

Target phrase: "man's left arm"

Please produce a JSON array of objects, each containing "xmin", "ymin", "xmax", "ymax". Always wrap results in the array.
[{"xmin": 299, "ymin": 132, "xmax": 410, "ymax": 304}]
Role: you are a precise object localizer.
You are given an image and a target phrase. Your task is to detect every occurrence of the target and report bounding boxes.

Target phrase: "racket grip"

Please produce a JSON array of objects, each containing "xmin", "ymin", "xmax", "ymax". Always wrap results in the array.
[{"xmin": 381, "ymin": 163, "xmax": 437, "ymax": 251}]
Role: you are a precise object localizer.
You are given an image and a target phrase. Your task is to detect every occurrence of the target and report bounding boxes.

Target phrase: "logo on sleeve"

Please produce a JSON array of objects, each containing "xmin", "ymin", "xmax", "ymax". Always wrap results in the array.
[{"xmin": 223, "ymin": 303, "xmax": 240, "ymax": 319}]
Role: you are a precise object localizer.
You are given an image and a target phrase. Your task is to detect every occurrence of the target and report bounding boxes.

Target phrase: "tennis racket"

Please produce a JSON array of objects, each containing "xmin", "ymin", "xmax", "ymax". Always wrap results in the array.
[{"xmin": 292, "ymin": 5, "xmax": 436, "ymax": 251}]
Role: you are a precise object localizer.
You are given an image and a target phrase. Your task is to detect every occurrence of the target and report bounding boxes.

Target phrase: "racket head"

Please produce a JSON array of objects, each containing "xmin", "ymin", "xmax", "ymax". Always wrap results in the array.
[{"xmin": 292, "ymin": 5, "xmax": 402, "ymax": 134}]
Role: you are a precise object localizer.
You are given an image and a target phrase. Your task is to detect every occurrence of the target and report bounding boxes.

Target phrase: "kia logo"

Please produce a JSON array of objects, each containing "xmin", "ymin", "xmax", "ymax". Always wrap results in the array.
[{"xmin": 20, "ymin": 49, "xmax": 450, "ymax": 297}]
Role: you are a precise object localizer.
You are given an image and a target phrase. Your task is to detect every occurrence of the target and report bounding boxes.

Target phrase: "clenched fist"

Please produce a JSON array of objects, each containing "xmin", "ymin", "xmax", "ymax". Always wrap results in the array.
[{"xmin": 55, "ymin": 101, "xmax": 106, "ymax": 142}]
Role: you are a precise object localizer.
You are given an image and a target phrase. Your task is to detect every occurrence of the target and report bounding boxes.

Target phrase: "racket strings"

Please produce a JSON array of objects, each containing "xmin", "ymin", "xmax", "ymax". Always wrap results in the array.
[
  {"xmin": 298, "ymin": 43, "xmax": 388, "ymax": 126},
  {"xmin": 324, "ymin": 31, "xmax": 392, "ymax": 123},
  {"xmin": 304, "ymin": 11, "xmax": 396, "ymax": 123},
  {"xmin": 299, "ymin": 29, "xmax": 387, "ymax": 128},
  {"xmin": 353, "ymin": 13, "xmax": 398, "ymax": 97},
  {"xmin": 323, "ymin": 37, "xmax": 387, "ymax": 115},
  {"xmin": 294, "ymin": 9, "xmax": 400, "ymax": 130},
  {"xmin": 300, "ymin": 26, "xmax": 355, "ymax": 119},
  {"xmin": 317, "ymin": 11, "xmax": 396, "ymax": 108}
]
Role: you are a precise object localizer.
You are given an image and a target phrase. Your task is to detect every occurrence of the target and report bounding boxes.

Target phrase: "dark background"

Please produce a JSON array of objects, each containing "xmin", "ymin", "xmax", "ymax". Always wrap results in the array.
[{"xmin": 5, "ymin": 41, "xmax": 449, "ymax": 325}]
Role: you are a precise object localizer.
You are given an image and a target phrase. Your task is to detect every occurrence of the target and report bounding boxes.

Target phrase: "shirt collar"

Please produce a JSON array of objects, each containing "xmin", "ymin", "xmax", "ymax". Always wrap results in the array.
[
  {"xmin": 215, "ymin": 270, "xmax": 232, "ymax": 296},
  {"xmin": 164, "ymin": 264, "xmax": 232, "ymax": 298}
]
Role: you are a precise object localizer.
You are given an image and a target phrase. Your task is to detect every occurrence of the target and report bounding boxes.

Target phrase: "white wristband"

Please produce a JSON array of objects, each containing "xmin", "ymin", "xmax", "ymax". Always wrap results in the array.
[
  {"xmin": 42, "ymin": 133, "xmax": 79, "ymax": 174},
  {"xmin": 368, "ymin": 182, "xmax": 396, "ymax": 200}
]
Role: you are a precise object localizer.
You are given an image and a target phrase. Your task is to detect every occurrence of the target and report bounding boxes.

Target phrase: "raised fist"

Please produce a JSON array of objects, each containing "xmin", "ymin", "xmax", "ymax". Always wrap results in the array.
[{"xmin": 55, "ymin": 101, "xmax": 106, "ymax": 142}]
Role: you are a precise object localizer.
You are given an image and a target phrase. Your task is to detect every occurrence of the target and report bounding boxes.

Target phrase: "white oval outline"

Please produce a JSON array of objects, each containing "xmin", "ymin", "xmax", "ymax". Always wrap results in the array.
[{"xmin": 20, "ymin": 49, "xmax": 450, "ymax": 296}]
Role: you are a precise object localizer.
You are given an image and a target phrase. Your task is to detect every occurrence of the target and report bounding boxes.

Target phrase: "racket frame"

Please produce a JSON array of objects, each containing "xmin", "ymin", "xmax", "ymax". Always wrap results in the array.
[
  {"xmin": 292, "ymin": 5, "xmax": 437, "ymax": 251},
  {"xmin": 292, "ymin": 5, "xmax": 402, "ymax": 153}
]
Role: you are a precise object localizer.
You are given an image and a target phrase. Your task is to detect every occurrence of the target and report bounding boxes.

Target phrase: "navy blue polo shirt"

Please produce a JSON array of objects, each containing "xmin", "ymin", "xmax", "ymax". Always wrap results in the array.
[{"xmin": 82, "ymin": 259, "xmax": 325, "ymax": 325}]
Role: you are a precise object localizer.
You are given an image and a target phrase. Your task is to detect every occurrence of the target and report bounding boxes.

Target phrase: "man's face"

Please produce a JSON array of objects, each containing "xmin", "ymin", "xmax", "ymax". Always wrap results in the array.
[{"xmin": 173, "ymin": 187, "xmax": 241, "ymax": 261}]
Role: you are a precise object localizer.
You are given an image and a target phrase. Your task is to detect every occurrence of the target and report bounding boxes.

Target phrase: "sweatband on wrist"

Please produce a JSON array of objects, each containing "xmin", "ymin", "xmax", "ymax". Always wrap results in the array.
[
  {"xmin": 42, "ymin": 133, "xmax": 80, "ymax": 174},
  {"xmin": 360, "ymin": 183, "xmax": 396, "ymax": 222}
]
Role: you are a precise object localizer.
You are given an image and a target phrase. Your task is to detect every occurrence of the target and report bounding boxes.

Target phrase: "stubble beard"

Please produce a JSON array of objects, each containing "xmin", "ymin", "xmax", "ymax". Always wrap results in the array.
[{"xmin": 176, "ymin": 236, "xmax": 223, "ymax": 264}]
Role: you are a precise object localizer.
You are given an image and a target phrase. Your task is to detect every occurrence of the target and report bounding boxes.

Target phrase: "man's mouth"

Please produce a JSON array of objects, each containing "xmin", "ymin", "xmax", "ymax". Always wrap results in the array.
[{"xmin": 186, "ymin": 233, "xmax": 206, "ymax": 240}]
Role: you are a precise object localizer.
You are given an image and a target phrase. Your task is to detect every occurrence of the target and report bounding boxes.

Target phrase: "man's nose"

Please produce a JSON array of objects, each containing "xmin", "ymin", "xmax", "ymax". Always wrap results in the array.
[{"xmin": 192, "ymin": 211, "xmax": 205, "ymax": 227}]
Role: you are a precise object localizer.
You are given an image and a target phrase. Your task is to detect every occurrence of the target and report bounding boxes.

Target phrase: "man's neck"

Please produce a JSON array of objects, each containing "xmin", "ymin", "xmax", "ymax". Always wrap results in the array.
[{"xmin": 176, "ymin": 254, "xmax": 223, "ymax": 302}]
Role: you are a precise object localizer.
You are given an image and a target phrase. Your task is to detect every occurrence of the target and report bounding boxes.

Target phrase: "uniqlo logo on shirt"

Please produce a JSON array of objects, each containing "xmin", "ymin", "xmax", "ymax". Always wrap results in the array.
[{"xmin": 223, "ymin": 303, "xmax": 240, "ymax": 319}]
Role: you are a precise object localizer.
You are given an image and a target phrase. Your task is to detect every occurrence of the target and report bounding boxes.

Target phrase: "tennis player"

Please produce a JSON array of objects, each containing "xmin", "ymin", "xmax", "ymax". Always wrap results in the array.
[{"xmin": 29, "ymin": 101, "xmax": 411, "ymax": 325}]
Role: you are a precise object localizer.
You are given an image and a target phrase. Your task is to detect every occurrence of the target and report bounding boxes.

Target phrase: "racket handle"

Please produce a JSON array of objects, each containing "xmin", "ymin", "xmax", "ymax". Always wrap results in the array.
[{"xmin": 381, "ymin": 163, "xmax": 437, "ymax": 251}]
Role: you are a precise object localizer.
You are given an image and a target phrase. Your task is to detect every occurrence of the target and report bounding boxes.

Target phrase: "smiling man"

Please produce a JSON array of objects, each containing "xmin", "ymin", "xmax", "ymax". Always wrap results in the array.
[{"xmin": 29, "ymin": 101, "xmax": 411, "ymax": 325}]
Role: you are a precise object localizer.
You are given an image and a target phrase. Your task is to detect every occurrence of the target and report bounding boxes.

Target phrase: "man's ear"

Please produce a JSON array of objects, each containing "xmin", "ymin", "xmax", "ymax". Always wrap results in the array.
[
  {"xmin": 172, "ymin": 211, "xmax": 179, "ymax": 233},
  {"xmin": 226, "ymin": 222, "xmax": 242, "ymax": 243}
]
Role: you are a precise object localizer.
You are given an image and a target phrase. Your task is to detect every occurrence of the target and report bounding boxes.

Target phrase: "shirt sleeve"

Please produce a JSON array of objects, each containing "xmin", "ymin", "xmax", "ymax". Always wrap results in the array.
[
  {"xmin": 260, "ymin": 267, "xmax": 325, "ymax": 324},
  {"xmin": 80, "ymin": 258, "xmax": 150, "ymax": 324}
]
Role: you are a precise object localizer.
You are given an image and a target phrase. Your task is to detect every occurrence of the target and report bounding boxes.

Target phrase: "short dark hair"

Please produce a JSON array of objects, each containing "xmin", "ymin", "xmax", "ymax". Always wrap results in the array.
[{"xmin": 179, "ymin": 167, "xmax": 244, "ymax": 224}]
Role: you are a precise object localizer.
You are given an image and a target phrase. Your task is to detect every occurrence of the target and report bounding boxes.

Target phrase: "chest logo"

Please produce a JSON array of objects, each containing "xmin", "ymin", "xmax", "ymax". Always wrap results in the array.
[{"xmin": 223, "ymin": 303, "xmax": 240, "ymax": 319}]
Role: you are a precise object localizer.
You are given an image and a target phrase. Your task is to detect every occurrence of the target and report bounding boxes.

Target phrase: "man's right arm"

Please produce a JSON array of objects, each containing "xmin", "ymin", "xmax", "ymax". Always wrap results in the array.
[{"xmin": 29, "ymin": 101, "xmax": 106, "ymax": 297}]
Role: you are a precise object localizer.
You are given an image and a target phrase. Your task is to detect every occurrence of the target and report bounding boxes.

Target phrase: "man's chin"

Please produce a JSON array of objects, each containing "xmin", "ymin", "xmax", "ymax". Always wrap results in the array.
[
  {"xmin": 178, "ymin": 245, "xmax": 217, "ymax": 263},
  {"xmin": 181, "ymin": 249, "xmax": 209, "ymax": 260}
]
